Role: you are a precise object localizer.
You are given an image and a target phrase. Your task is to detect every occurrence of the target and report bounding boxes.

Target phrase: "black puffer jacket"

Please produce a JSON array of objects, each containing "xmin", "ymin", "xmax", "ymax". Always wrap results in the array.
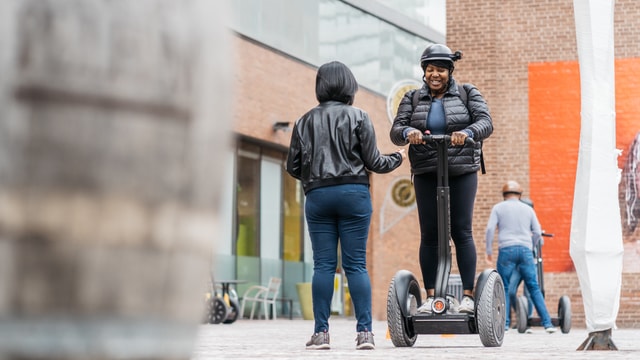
[
  {"xmin": 389, "ymin": 79, "xmax": 493, "ymax": 176},
  {"xmin": 287, "ymin": 101, "xmax": 403, "ymax": 194}
]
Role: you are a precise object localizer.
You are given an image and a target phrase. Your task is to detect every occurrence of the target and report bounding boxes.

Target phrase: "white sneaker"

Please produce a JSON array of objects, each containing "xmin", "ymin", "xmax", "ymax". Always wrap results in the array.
[
  {"xmin": 545, "ymin": 326, "xmax": 557, "ymax": 334},
  {"xmin": 458, "ymin": 296, "xmax": 475, "ymax": 314},
  {"xmin": 446, "ymin": 296, "xmax": 460, "ymax": 314},
  {"xmin": 417, "ymin": 297, "xmax": 434, "ymax": 313}
]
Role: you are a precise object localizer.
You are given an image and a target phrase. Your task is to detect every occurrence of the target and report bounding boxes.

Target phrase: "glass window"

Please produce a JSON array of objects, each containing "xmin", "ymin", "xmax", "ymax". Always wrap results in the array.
[
  {"xmin": 260, "ymin": 155, "xmax": 283, "ymax": 260},
  {"xmin": 283, "ymin": 169, "xmax": 303, "ymax": 262},
  {"xmin": 229, "ymin": 0, "xmax": 434, "ymax": 96},
  {"xmin": 236, "ymin": 142, "xmax": 260, "ymax": 257},
  {"xmin": 375, "ymin": 0, "xmax": 446, "ymax": 34}
]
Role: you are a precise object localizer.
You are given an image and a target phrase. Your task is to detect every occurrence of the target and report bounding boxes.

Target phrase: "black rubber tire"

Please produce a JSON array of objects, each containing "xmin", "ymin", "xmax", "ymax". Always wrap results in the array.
[
  {"xmin": 212, "ymin": 297, "xmax": 229, "ymax": 324},
  {"xmin": 476, "ymin": 271, "xmax": 505, "ymax": 347},
  {"xmin": 223, "ymin": 299, "xmax": 239, "ymax": 324},
  {"xmin": 203, "ymin": 298, "xmax": 213, "ymax": 324},
  {"xmin": 558, "ymin": 295, "xmax": 572, "ymax": 334},
  {"xmin": 386, "ymin": 276, "xmax": 417, "ymax": 347},
  {"xmin": 516, "ymin": 295, "xmax": 528, "ymax": 334}
]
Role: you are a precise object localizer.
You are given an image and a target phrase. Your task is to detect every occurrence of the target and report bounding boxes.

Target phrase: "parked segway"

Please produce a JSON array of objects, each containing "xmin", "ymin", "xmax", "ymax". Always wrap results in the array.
[
  {"xmin": 203, "ymin": 276, "xmax": 240, "ymax": 324},
  {"xmin": 387, "ymin": 134, "xmax": 506, "ymax": 348},
  {"xmin": 515, "ymin": 232, "xmax": 572, "ymax": 334}
]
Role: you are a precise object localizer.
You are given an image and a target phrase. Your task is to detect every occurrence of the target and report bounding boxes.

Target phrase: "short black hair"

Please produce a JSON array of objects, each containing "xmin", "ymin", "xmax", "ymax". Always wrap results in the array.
[{"xmin": 315, "ymin": 61, "xmax": 358, "ymax": 105}]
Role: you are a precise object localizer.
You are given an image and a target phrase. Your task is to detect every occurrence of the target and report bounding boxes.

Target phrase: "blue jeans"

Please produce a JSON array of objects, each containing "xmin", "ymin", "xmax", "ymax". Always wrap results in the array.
[
  {"xmin": 509, "ymin": 265, "xmax": 534, "ymax": 319},
  {"xmin": 497, "ymin": 246, "xmax": 553, "ymax": 328},
  {"xmin": 305, "ymin": 184, "xmax": 373, "ymax": 333}
]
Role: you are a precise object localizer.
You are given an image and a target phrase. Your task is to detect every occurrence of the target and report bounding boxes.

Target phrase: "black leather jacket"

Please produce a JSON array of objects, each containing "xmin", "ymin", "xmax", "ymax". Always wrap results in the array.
[
  {"xmin": 390, "ymin": 79, "xmax": 493, "ymax": 176},
  {"xmin": 286, "ymin": 101, "xmax": 403, "ymax": 194}
]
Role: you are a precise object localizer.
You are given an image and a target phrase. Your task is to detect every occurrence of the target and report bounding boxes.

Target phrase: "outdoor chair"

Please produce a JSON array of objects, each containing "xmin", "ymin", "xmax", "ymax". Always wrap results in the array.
[{"xmin": 240, "ymin": 277, "xmax": 282, "ymax": 320}]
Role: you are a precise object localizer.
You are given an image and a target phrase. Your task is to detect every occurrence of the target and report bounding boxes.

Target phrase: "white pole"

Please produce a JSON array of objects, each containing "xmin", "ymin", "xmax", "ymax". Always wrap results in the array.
[{"xmin": 570, "ymin": 0, "xmax": 622, "ymax": 349}]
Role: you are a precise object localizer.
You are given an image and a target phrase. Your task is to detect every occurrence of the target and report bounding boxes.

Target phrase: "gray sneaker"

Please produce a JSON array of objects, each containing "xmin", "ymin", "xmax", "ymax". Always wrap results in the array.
[
  {"xmin": 417, "ymin": 297, "xmax": 434, "ymax": 313},
  {"xmin": 458, "ymin": 295, "xmax": 475, "ymax": 314},
  {"xmin": 356, "ymin": 330, "xmax": 375, "ymax": 350},
  {"xmin": 306, "ymin": 331, "xmax": 330, "ymax": 350}
]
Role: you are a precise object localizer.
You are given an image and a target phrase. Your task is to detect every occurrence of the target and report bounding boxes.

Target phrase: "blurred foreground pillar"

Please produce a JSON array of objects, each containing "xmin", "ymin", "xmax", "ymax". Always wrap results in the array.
[{"xmin": 0, "ymin": 0, "xmax": 232, "ymax": 358}]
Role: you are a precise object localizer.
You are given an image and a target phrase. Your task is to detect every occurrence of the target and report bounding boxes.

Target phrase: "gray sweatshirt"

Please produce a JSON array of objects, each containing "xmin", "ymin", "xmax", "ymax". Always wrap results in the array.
[{"xmin": 485, "ymin": 198, "xmax": 542, "ymax": 255}]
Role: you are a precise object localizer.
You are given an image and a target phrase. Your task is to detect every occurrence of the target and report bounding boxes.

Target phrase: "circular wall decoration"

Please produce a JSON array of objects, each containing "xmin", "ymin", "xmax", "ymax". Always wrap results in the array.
[
  {"xmin": 386, "ymin": 79, "xmax": 422, "ymax": 124},
  {"xmin": 391, "ymin": 177, "xmax": 415, "ymax": 207}
]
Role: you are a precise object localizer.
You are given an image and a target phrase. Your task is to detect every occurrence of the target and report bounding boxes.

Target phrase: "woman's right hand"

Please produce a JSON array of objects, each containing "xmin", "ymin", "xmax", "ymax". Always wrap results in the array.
[
  {"xmin": 406, "ymin": 129, "xmax": 425, "ymax": 145},
  {"xmin": 396, "ymin": 148, "xmax": 407, "ymax": 160}
]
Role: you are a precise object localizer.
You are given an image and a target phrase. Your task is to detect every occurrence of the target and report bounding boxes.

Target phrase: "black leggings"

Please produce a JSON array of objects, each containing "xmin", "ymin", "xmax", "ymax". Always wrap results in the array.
[{"xmin": 413, "ymin": 171, "xmax": 478, "ymax": 292}]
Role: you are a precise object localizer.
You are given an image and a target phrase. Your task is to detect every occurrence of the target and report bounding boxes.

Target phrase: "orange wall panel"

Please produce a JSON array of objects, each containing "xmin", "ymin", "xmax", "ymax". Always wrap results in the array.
[{"xmin": 529, "ymin": 59, "xmax": 640, "ymax": 272}]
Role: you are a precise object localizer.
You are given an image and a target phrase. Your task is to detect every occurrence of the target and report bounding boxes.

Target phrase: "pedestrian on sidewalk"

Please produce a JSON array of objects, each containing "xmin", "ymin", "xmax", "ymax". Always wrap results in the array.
[
  {"xmin": 485, "ymin": 180, "xmax": 557, "ymax": 333},
  {"xmin": 286, "ymin": 61, "xmax": 406, "ymax": 350}
]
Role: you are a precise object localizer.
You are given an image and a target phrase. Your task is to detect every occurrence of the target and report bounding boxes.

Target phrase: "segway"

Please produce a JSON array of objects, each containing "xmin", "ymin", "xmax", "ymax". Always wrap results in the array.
[
  {"xmin": 203, "ymin": 277, "xmax": 240, "ymax": 324},
  {"xmin": 515, "ymin": 232, "xmax": 572, "ymax": 334},
  {"xmin": 387, "ymin": 134, "xmax": 506, "ymax": 348}
]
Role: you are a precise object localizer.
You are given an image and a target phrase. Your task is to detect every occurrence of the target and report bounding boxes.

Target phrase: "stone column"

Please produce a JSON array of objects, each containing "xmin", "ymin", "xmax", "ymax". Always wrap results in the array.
[{"xmin": 0, "ymin": 0, "xmax": 232, "ymax": 358}]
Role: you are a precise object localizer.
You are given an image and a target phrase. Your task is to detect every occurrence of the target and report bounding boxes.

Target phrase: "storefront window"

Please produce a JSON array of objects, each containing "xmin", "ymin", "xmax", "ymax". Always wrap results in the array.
[
  {"xmin": 236, "ymin": 142, "xmax": 260, "ymax": 257},
  {"xmin": 283, "ymin": 170, "xmax": 303, "ymax": 261}
]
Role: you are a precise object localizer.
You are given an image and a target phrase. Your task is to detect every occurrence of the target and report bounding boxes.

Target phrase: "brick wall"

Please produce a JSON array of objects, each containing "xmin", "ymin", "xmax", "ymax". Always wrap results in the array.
[{"xmin": 448, "ymin": 0, "xmax": 640, "ymax": 328}]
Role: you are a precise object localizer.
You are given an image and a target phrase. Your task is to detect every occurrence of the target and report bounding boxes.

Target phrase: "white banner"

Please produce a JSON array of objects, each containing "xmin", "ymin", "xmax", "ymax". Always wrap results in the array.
[{"xmin": 570, "ymin": 0, "xmax": 623, "ymax": 333}]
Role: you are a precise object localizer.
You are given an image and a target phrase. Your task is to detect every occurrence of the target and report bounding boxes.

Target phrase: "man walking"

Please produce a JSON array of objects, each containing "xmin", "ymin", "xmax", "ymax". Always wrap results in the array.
[{"xmin": 485, "ymin": 180, "xmax": 557, "ymax": 333}]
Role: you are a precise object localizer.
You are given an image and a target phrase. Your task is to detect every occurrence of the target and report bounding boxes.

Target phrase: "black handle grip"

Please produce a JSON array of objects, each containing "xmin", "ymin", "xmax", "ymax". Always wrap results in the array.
[{"xmin": 422, "ymin": 134, "xmax": 476, "ymax": 146}]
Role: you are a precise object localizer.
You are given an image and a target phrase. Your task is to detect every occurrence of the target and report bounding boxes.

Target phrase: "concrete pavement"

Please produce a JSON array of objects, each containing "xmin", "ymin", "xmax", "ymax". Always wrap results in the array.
[{"xmin": 191, "ymin": 318, "xmax": 640, "ymax": 359}]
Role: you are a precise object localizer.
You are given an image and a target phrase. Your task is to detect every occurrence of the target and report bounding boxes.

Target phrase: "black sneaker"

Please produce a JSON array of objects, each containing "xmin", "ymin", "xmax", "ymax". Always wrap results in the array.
[
  {"xmin": 306, "ymin": 331, "xmax": 330, "ymax": 350},
  {"xmin": 356, "ymin": 330, "xmax": 375, "ymax": 350}
]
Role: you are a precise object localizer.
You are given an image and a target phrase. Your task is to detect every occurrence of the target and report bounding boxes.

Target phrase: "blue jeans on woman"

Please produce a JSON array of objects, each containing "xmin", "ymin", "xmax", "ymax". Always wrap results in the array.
[
  {"xmin": 305, "ymin": 184, "xmax": 373, "ymax": 333},
  {"xmin": 497, "ymin": 246, "xmax": 553, "ymax": 328}
]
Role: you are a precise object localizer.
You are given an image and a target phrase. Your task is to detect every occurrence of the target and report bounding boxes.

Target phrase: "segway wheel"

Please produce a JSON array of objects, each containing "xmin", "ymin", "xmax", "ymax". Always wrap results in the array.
[
  {"xmin": 211, "ymin": 297, "xmax": 229, "ymax": 324},
  {"xmin": 203, "ymin": 297, "xmax": 213, "ymax": 324},
  {"xmin": 223, "ymin": 299, "xmax": 239, "ymax": 324},
  {"xmin": 386, "ymin": 275, "xmax": 418, "ymax": 347},
  {"xmin": 476, "ymin": 271, "xmax": 505, "ymax": 347},
  {"xmin": 516, "ymin": 295, "xmax": 528, "ymax": 334},
  {"xmin": 558, "ymin": 295, "xmax": 572, "ymax": 334}
]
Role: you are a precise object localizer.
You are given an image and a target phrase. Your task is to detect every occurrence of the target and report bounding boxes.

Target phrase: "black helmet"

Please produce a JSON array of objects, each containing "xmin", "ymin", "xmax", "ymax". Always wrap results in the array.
[{"xmin": 420, "ymin": 44, "xmax": 462, "ymax": 71}]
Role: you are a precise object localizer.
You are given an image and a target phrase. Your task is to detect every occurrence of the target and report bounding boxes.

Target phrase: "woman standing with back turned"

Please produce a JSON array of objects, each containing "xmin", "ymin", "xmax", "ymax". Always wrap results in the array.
[
  {"xmin": 287, "ymin": 61, "xmax": 405, "ymax": 350},
  {"xmin": 390, "ymin": 44, "xmax": 493, "ymax": 314}
]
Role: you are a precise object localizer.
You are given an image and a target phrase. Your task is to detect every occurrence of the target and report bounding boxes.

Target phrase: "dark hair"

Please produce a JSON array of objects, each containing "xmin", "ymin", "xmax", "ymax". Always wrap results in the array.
[{"xmin": 315, "ymin": 61, "xmax": 358, "ymax": 105}]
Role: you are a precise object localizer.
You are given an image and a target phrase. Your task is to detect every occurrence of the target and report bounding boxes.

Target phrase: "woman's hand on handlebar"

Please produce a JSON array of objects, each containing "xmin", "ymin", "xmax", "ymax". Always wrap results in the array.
[
  {"xmin": 450, "ymin": 131, "xmax": 468, "ymax": 146},
  {"xmin": 406, "ymin": 129, "xmax": 425, "ymax": 145}
]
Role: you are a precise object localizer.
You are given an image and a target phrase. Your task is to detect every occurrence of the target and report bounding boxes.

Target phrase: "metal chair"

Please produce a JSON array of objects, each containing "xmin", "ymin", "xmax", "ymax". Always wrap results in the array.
[{"xmin": 240, "ymin": 277, "xmax": 282, "ymax": 320}]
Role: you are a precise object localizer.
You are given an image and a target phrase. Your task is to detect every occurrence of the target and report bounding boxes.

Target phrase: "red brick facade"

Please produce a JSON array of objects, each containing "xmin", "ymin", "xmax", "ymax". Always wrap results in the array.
[{"xmin": 232, "ymin": 0, "xmax": 640, "ymax": 328}]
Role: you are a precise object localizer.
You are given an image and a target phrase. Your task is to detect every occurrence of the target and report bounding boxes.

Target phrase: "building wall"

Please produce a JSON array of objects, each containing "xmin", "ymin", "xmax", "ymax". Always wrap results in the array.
[
  {"xmin": 448, "ymin": 0, "xmax": 640, "ymax": 328},
  {"xmin": 232, "ymin": 34, "xmax": 420, "ymax": 321},
  {"xmin": 233, "ymin": 0, "xmax": 640, "ymax": 328}
]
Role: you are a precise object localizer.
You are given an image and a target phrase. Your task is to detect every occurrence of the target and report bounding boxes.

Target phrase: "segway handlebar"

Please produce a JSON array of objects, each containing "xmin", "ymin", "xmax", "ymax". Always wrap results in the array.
[{"xmin": 422, "ymin": 134, "xmax": 476, "ymax": 146}]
